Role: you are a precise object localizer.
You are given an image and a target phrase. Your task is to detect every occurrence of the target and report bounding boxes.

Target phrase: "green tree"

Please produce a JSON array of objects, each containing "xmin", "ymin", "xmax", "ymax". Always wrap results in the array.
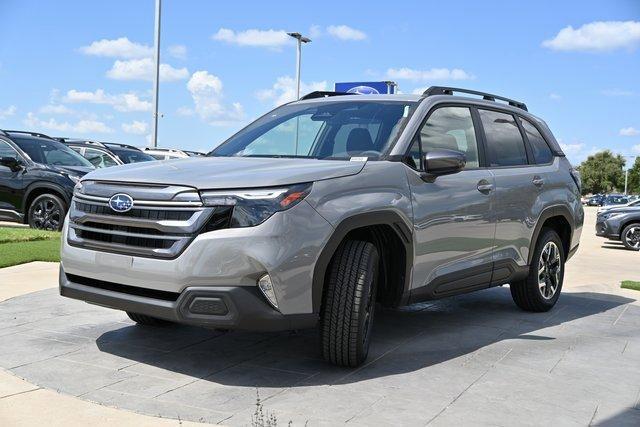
[
  {"xmin": 578, "ymin": 150, "xmax": 625, "ymax": 195},
  {"xmin": 626, "ymin": 157, "xmax": 640, "ymax": 195}
]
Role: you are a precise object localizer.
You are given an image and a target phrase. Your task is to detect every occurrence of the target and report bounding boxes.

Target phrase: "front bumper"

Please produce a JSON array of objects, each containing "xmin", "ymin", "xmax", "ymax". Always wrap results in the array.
[
  {"xmin": 60, "ymin": 267, "xmax": 317, "ymax": 331},
  {"xmin": 595, "ymin": 218, "xmax": 620, "ymax": 239}
]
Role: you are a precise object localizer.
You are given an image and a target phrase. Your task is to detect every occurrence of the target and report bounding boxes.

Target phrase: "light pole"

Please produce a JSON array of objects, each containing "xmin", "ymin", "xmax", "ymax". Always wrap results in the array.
[
  {"xmin": 287, "ymin": 32, "xmax": 311, "ymax": 100},
  {"xmin": 151, "ymin": 0, "xmax": 162, "ymax": 148},
  {"xmin": 286, "ymin": 32, "xmax": 311, "ymax": 155}
]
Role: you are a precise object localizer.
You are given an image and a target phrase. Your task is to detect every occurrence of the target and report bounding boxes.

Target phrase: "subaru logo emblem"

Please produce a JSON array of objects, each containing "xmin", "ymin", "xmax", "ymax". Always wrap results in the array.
[{"xmin": 109, "ymin": 193, "xmax": 134, "ymax": 213}]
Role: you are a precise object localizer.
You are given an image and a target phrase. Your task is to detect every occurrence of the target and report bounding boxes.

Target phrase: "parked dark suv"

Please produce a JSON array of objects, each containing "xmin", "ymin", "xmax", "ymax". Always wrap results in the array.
[
  {"xmin": 60, "ymin": 87, "xmax": 583, "ymax": 367},
  {"xmin": 0, "ymin": 130, "xmax": 93, "ymax": 230},
  {"xmin": 58, "ymin": 139, "xmax": 156, "ymax": 168}
]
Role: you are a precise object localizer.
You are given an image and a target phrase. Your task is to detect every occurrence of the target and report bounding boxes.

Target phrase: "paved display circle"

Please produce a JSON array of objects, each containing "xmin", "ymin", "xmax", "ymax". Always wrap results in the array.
[{"xmin": 1, "ymin": 287, "xmax": 640, "ymax": 425}]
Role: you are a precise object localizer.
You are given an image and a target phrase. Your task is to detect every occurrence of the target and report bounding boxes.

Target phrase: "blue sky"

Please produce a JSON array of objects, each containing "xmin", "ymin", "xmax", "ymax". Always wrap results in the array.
[{"xmin": 0, "ymin": 0, "xmax": 639, "ymax": 164}]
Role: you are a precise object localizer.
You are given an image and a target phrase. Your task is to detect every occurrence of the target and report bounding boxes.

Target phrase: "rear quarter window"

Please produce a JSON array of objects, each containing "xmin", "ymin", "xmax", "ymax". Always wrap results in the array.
[{"xmin": 520, "ymin": 117, "xmax": 553, "ymax": 164}]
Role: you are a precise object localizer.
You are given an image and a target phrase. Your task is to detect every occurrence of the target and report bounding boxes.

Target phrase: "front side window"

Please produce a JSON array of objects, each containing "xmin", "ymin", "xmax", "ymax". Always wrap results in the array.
[
  {"xmin": 12, "ymin": 137, "xmax": 94, "ymax": 167},
  {"xmin": 479, "ymin": 110, "xmax": 528, "ymax": 167},
  {"xmin": 415, "ymin": 106, "xmax": 480, "ymax": 169},
  {"xmin": 520, "ymin": 117, "xmax": 553, "ymax": 164},
  {"xmin": 211, "ymin": 101, "xmax": 416, "ymax": 160},
  {"xmin": 0, "ymin": 141, "xmax": 20, "ymax": 161},
  {"xmin": 84, "ymin": 148, "xmax": 119, "ymax": 168}
]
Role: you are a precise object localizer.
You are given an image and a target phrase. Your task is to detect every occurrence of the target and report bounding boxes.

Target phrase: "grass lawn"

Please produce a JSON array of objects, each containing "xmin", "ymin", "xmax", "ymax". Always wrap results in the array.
[
  {"xmin": 621, "ymin": 280, "xmax": 640, "ymax": 292},
  {"xmin": 0, "ymin": 227, "xmax": 60, "ymax": 268}
]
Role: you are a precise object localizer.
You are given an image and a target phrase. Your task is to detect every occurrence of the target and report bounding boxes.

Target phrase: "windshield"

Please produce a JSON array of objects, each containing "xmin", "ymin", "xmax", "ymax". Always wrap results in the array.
[
  {"xmin": 107, "ymin": 147, "xmax": 156, "ymax": 164},
  {"xmin": 13, "ymin": 136, "xmax": 94, "ymax": 167},
  {"xmin": 210, "ymin": 101, "xmax": 417, "ymax": 160}
]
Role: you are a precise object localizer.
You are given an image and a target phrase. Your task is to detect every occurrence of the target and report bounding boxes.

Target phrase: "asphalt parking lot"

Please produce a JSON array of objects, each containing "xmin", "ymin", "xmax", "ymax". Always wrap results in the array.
[{"xmin": 1, "ymin": 207, "xmax": 639, "ymax": 426}]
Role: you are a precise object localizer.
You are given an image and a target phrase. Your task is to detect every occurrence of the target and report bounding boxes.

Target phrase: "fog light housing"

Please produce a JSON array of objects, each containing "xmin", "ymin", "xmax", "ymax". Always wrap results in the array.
[{"xmin": 258, "ymin": 274, "xmax": 278, "ymax": 309}]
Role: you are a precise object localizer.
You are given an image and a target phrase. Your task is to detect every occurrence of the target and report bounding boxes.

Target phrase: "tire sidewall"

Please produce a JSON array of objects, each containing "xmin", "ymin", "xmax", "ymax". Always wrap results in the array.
[
  {"xmin": 28, "ymin": 194, "xmax": 66, "ymax": 231},
  {"xmin": 355, "ymin": 248, "xmax": 379, "ymax": 361}
]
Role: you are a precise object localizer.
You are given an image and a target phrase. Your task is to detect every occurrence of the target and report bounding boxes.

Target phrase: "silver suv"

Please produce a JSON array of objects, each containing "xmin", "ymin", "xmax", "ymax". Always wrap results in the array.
[{"xmin": 60, "ymin": 87, "xmax": 583, "ymax": 367}]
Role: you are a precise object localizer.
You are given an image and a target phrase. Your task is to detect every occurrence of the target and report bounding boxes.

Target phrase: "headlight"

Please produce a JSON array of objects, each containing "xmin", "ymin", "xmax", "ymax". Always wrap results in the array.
[
  {"xmin": 73, "ymin": 180, "xmax": 84, "ymax": 196},
  {"xmin": 602, "ymin": 212, "xmax": 622, "ymax": 220},
  {"xmin": 200, "ymin": 183, "xmax": 312, "ymax": 227},
  {"xmin": 65, "ymin": 174, "xmax": 82, "ymax": 185}
]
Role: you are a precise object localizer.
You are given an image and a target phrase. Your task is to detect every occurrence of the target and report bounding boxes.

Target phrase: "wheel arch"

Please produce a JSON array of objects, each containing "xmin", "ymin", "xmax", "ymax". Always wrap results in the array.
[
  {"xmin": 312, "ymin": 211, "xmax": 413, "ymax": 313},
  {"xmin": 22, "ymin": 183, "xmax": 70, "ymax": 223},
  {"xmin": 528, "ymin": 205, "xmax": 574, "ymax": 264}
]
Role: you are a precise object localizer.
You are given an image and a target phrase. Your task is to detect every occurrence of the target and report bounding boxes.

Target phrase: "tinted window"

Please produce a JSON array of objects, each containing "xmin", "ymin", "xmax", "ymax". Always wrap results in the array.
[
  {"xmin": 521, "ymin": 118, "xmax": 553, "ymax": 164},
  {"xmin": 418, "ymin": 107, "xmax": 479, "ymax": 168},
  {"xmin": 12, "ymin": 137, "xmax": 94, "ymax": 167},
  {"xmin": 0, "ymin": 141, "xmax": 20, "ymax": 160},
  {"xmin": 107, "ymin": 147, "xmax": 156, "ymax": 164},
  {"xmin": 479, "ymin": 110, "xmax": 528, "ymax": 167}
]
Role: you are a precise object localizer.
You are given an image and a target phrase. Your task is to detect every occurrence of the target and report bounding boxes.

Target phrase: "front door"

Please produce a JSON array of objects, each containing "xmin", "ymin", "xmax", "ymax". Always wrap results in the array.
[{"xmin": 406, "ymin": 106, "xmax": 496, "ymax": 301}]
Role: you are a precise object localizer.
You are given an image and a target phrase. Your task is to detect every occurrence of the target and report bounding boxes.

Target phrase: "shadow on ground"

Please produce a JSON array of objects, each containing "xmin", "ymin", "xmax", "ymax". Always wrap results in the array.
[{"xmin": 95, "ymin": 287, "xmax": 634, "ymax": 387}]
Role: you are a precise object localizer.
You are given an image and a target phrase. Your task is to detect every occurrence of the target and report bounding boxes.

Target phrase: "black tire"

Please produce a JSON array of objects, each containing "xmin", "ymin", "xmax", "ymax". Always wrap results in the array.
[
  {"xmin": 28, "ymin": 193, "xmax": 66, "ymax": 231},
  {"xmin": 126, "ymin": 311, "xmax": 170, "ymax": 326},
  {"xmin": 510, "ymin": 228, "xmax": 565, "ymax": 312},
  {"xmin": 320, "ymin": 240, "xmax": 379, "ymax": 367},
  {"xmin": 621, "ymin": 223, "xmax": 640, "ymax": 251}
]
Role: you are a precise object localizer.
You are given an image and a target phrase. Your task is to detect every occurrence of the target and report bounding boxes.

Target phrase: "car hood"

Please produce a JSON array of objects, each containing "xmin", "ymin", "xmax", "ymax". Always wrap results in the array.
[
  {"xmin": 600, "ymin": 206, "xmax": 640, "ymax": 215},
  {"xmin": 45, "ymin": 165, "xmax": 94, "ymax": 176},
  {"xmin": 81, "ymin": 156, "xmax": 366, "ymax": 189}
]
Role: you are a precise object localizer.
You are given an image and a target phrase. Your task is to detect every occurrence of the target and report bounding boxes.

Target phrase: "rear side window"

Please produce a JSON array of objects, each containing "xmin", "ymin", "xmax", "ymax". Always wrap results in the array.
[
  {"xmin": 520, "ymin": 118, "xmax": 553, "ymax": 164},
  {"xmin": 479, "ymin": 109, "xmax": 528, "ymax": 167}
]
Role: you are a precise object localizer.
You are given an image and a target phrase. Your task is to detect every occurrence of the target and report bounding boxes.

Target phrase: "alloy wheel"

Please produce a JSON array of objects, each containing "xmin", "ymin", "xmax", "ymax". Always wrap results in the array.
[
  {"xmin": 624, "ymin": 226, "xmax": 640, "ymax": 249},
  {"xmin": 31, "ymin": 198, "xmax": 61, "ymax": 230},
  {"xmin": 538, "ymin": 241, "xmax": 561, "ymax": 300}
]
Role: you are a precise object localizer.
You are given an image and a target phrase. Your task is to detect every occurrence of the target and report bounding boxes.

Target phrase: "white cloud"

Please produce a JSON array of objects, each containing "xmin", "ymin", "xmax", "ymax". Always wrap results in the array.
[
  {"xmin": 326, "ymin": 25, "xmax": 366, "ymax": 41},
  {"xmin": 633, "ymin": 144, "xmax": 640, "ymax": 154},
  {"xmin": 212, "ymin": 28, "xmax": 291, "ymax": 48},
  {"xmin": 24, "ymin": 112, "xmax": 113, "ymax": 134},
  {"xmin": 186, "ymin": 71, "xmax": 244, "ymax": 125},
  {"xmin": 256, "ymin": 76, "xmax": 328, "ymax": 106},
  {"xmin": 559, "ymin": 142, "xmax": 586, "ymax": 157},
  {"xmin": 620, "ymin": 127, "xmax": 640, "ymax": 136},
  {"xmin": 176, "ymin": 106, "xmax": 194, "ymax": 116},
  {"xmin": 40, "ymin": 104, "xmax": 73, "ymax": 115},
  {"xmin": 168, "ymin": 44, "xmax": 187, "ymax": 60},
  {"xmin": 122, "ymin": 120, "xmax": 149, "ymax": 135},
  {"xmin": 542, "ymin": 21, "xmax": 640, "ymax": 52},
  {"xmin": 80, "ymin": 37, "xmax": 153, "ymax": 59},
  {"xmin": 549, "ymin": 93, "xmax": 562, "ymax": 101},
  {"xmin": 106, "ymin": 58, "xmax": 189, "ymax": 82},
  {"xmin": 0, "ymin": 105, "xmax": 17, "ymax": 120},
  {"xmin": 309, "ymin": 25, "xmax": 323, "ymax": 39},
  {"xmin": 387, "ymin": 67, "xmax": 474, "ymax": 81},
  {"xmin": 64, "ymin": 89, "xmax": 152, "ymax": 112}
]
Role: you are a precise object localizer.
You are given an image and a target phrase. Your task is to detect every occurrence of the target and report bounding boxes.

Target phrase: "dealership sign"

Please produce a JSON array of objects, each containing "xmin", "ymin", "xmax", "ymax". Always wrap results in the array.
[{"xmin": 334, "ymin": 81, "xmax": 397, "ymax": 95}]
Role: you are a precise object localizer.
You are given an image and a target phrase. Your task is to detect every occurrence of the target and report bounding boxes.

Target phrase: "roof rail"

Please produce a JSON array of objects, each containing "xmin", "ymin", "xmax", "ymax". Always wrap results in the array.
[
  {"xmin": 103, "ymin": 142, "xmax": 140, "ymax": 150},
  {"xmin": 3, "ymin": 130, "xmax": 56, "ymax": 139},
  {"xmin": 422, "ymin": 86, "xmax": 528, "ymax": 111},
  {"xmin": 299, "ymin": 91, "xmax": 354, "ymax": 101}
]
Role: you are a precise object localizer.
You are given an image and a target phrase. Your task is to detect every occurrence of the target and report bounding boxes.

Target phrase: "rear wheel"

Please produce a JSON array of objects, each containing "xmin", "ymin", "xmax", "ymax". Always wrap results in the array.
[
  {"xmin": 126, "ymin": 311, "xmax": 170, "ymax": 326},
  {"xmin": 320, "ymin": 240, "xmax": 379, "ymax": 367},
  {"xmin": 621, "ymin": 223, "xmax": 640, "ymax": 251},
  {"xmin": 510, "ymin": 228, "xmax": 564, "ymax": 312},
  {"xmin": 28, "ymin": 193, "xmax": 66, "ymax": 231}
]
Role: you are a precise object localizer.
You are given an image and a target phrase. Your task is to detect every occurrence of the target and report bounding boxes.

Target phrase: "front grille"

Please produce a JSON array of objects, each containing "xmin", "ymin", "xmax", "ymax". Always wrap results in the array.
[
  {"xmin": 66, "ymin": 274, "xmax": 180, "ymax": 301},
  {"xmin": 67, "ymin": 184, "xmax": 218, "ymax": 258},
  {"xmin": 75, "ymin": 201, "xmax": 194, "ymax": 221}
]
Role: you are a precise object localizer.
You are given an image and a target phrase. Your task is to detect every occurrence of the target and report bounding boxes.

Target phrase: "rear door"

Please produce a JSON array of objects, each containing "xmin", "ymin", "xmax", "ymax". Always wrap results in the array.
[
  {"xmin": 406, "ymin": 105, "xmax": 496, "ymax": 300},
  {"xmin": 478, "ymin": 109, "xmax": 548, "ymax": 274}
]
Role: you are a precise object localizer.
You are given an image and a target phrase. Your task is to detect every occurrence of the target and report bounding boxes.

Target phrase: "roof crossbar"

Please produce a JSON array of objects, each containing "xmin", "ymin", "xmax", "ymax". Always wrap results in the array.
[
  {"xmin": 299, "ymin": 91, "xmax": 354, "ymax": 100},
  {"xmin": 423, "ymin": 86, "xmax": 528, "ymax": 111}
]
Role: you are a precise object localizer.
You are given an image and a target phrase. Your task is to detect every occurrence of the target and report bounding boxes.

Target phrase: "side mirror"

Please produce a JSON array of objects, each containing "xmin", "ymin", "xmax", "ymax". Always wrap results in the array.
[
  {"xmin": 421, "ymin": 149, "xmax": 466, "ymax": 181},
  {"xmin": 0, "ymin": 156, "xmax": 22, "ymax": 172}
]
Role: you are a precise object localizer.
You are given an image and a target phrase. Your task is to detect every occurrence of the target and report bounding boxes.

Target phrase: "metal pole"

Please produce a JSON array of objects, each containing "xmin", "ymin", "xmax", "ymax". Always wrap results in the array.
[
  {"xmin": 151, "ymin": 0, "xmax": 162, "ymax": 148},
  {"xmin": 295, "ymin": 38, "xmax": 301, "ymax": 100}
]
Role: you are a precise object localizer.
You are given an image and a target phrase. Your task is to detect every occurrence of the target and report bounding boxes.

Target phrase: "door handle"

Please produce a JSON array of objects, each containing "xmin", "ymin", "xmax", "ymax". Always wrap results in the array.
[
  {"xmin": 477, "ymin": 180, "xmax": 494, "ymax": 193},
  {"xmin": 532, "ymin": 176, "xmax": 544, "ymax": 187}
]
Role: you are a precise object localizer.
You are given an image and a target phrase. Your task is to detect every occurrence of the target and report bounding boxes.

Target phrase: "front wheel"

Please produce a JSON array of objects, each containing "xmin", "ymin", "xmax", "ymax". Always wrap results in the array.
[
  {"xmin": 320, "ymin": 240, "xmax": 379, "ymax": 367},
  {"xmin": 126, "ymin": 311, "xmax": 171, "ymax": 326},
  {"xmin": 510, "ymin": 228, "xmax": 565, "ymax": 312},
  {"xmin": 621, "ymin": 223, "xmax": 640, "ymax": 251},
  {"xmin": 28, "ymin": 193, "xmax": 66, "ymax": 231}
]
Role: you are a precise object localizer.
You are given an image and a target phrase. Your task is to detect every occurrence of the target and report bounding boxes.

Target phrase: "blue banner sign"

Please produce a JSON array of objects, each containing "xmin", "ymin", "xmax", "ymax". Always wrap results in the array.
[{"xmin": 334, "ymin": 81, "xmax": 396, "ymax": 95}]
